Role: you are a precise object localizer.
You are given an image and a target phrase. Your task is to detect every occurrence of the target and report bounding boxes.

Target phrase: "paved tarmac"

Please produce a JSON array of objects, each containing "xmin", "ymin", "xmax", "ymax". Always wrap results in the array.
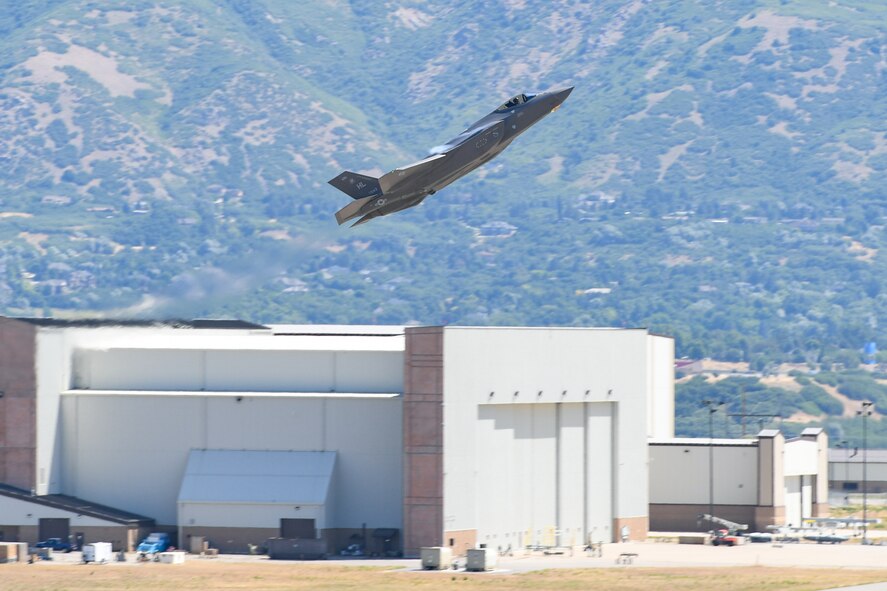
[
  {"xmin": 495, "ymin": 539, "xmax": 887, "ymax": 571},
  {"xmin": 29, "ymin": 540, "xmax": 887, "ymax": 590}
]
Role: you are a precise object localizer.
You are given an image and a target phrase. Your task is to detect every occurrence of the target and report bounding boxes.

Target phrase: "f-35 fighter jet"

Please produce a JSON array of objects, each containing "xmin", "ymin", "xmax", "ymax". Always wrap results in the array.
[{"xmin": 330, "ymin": 87, "xmax": 573, "ymax": 226}]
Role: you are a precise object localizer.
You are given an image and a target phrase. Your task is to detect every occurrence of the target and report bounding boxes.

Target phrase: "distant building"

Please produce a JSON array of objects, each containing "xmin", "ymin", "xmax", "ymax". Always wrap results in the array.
[
  {"xmin": 0, "ymin": 483, "xmax": 152, "ymax": 550},
  {"xmin": 829, "ymin": 448, "xmax": 887, "ymax": 495},
  {"xmin": 674, "ymin": 359, "xmax": 703, "ymax": 374},
  {"xmin": 0, "ymin": 318, "xmax": 674, "ymax": 554},
  {"xmin": 649, "ymin": 428, "xmax": 829, "ymax": 531}
]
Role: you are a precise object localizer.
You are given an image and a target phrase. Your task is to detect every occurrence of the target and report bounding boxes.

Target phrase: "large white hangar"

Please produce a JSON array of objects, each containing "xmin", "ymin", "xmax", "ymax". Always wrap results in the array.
[{"xmin": 0, "ymin": 317, "xmax": 674, "ymax": 554}]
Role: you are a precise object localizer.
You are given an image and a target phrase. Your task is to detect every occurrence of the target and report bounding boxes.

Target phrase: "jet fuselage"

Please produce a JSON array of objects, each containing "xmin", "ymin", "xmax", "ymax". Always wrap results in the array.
[{"xmin": 330, "ymin": 87, "xmax": 573, "ymax": 226}]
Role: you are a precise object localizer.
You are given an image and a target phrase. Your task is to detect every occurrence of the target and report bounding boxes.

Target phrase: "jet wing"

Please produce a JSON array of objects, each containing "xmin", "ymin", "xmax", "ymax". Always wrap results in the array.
[{"xmin": 379, "ymin": 153, "xmax": 446, "ymax": 192}]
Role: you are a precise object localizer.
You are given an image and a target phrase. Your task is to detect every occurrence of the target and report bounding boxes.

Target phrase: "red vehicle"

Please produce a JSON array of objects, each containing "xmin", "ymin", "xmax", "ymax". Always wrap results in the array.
[
  {"xmin": 698, "ymin": 514, "xmax": 748, "ymax": 547},
  {"xmin": 711, "ymin": 529, "xmax": 742, "ymax": 546}
]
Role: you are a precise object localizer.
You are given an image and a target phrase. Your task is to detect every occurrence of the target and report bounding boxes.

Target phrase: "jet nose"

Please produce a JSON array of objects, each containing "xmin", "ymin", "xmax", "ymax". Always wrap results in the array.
[
  {"xmin": 551, "ymin": 86, "xmax": 574, "ymax": 105},
  {"xmin": 545, "ymin": 86, "xmax": 573, "ymax": 113}
]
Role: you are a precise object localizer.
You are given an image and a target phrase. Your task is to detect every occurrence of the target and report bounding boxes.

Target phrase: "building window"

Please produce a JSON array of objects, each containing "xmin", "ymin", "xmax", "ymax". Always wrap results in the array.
[
  {"xmin": 449, "ymin": 538, "xmax": 454, "ymax": 546},
  {"xmin": 842, "ymin": 482, "xmax": 859, "ymax": 491}
]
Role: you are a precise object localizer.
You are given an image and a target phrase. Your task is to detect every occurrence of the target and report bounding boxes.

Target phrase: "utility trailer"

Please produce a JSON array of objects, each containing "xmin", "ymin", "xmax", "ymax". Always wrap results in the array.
[{"xmin": 82, "ymin": 542, "xmax": 113, "ymax": 564}]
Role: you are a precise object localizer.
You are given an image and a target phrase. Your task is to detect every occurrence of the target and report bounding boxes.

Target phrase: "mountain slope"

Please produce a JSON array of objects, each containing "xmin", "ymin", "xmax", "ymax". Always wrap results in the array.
[{"xmin": 0, "ymin": 0, "xmax": 884, "ymax": 373}]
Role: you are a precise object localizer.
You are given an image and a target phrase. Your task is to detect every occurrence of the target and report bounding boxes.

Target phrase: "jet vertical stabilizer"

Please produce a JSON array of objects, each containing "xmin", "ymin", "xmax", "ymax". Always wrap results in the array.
[{"xmin": 329, "ymin": 171, "xmax": 382, "ymax": 200}]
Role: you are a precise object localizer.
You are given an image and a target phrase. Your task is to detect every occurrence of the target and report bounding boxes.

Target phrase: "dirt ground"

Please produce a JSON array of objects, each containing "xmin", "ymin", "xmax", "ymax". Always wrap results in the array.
[
  {"xmin": 4, "ymin": 548, "xmax": 887, "ymax": 591},
  {"xmin": 1, "ymin": 562, "xmax": 886, "ymax": 591},
  {"xmin": 6, "ymin": 540, "xmax": 887, "ymax": 591}
]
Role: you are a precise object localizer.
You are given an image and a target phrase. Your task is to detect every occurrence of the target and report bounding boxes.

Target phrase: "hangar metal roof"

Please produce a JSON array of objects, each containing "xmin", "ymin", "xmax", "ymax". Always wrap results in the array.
[
  {"xmin": 178, "ymin": 450, "xmax": 336, "ymax": 505},
  {"xmin": 269, "ymin": 324, "xmax": 405, "ymax": 336},
  {"xmin": 829, "ymin": 449, "xmax": 887, "ymax": 463},
  {"xmin": 16, "ymin": 318, "xmax": 268, "ymax": 330},
  {"xmin": 649, "ymin": 437, "xmax": 758, "ymax": 447},
  {"xmin": 0, "ymin": 483, "xmax": 154, "ymax": 525},
  {"xmin": 14, "ymin": 317, "xmax": 407, "ymax": 351},
  {"xmin": 63, "ymin": 390, "xmax": 399, "ymax": 399}
]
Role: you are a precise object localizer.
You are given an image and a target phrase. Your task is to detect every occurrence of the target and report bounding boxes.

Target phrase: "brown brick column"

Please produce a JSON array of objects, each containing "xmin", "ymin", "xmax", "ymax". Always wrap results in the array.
[
  {"xmin": 0, "ymin": 317, "xmax": 37, "ymax": 491},
  {"xmin": 403, "ymin": 327, "xmax": 444, "ymax": 557},
  {"xmin": 613, "ymin": 516, "xmax": 648, "ymax": 541}
]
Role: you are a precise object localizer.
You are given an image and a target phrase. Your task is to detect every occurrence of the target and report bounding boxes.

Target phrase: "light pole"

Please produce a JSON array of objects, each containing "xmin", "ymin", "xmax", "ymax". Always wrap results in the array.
[
  {"xmin": 702, "ymin": 400, "xmax": 722, "ymax": 531},
  {"xmin": 858, "ymin": 401, "xmax": 873, "ymax": 544}
]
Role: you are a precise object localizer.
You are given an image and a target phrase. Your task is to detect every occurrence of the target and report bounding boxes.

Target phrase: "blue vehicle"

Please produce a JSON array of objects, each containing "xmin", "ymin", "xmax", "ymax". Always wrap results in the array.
[
  {"xmin": 137, "ymin": 532, "xmax": 170, "ymax": 557},
  {"xmin": 35, "ymin": 537, "xmax": 72, "ymax": 552}
]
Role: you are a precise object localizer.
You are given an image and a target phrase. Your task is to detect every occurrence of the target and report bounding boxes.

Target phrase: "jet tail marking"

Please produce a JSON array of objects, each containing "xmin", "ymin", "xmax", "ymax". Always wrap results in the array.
[{"xmin": 328, "ymin": 171, "xmax": 382, "ymax": 200}]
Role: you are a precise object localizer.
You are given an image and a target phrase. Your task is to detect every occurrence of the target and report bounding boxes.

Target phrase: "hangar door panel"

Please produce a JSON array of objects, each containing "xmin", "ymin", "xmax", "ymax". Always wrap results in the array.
[
  {"xmin": 785, "ymin": 475, "xmax": 815, "ymax": 527},
  {"xmin": 529, "ymin": 404, "xmax": 557, "ymax": 545},
  {"xmin": 475, "ymin": 403, "xmax": 613, "ymax": 546},
  {"xmin": 586, "ymin": 403, "xmax": 613, "ymax": 544},
  {"xmin": 801, "ymin": 476, "xmax": 813, "ymax": 521},
  {"xmin": 475, "ymin": 404, "xmax": 518, "ymax": 546},
  {"xmin": 785, "ymin": 476, "xmax": 801, "ymax": 528},
  {"xmin": 557, "ymin": 404, "xmax": 585, "ymax": 546},
  {"xmin": 281, "ymin": 518, "xmax": 316, "ymax": 539},
  {"xmin": 474, "ymin": 404, "xmax": 557, "ymax": 548},
  {"xmin": 39, "ymin": 518, "xmax": 69, "ymax": 542}
]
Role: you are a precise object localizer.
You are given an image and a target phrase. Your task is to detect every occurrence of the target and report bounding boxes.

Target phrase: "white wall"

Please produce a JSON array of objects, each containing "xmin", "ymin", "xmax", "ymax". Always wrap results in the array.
[
  {"xmin": 647, "ymin": 335, "xmax": 675, "ymax": 439},
  {"xmin": 443, "ymin": 328, "xmax": 665, "ymax": 544},
  {"xmin": 178, "ymin": 502, "xmax": 326, "ymax": 530},
  {"xmin": 0, "ymin": 494, "xmax": 120, "ymax": 526},
  {"xmin": 38, "ymin": 326, "xmax": 278, "ymax": 495},
  {"xmin": 649, "ymin": 444, "xmax": 758, "ymax": 505},
  {"xmin": 35, "ymin": 331, "xmax": 68, "ymax": 495},
  {"xmin": 784, "ymin": 440, "xmax": 818, "ymax": 477},
  {"xmin": 73, "ymin": 349, "xmax": 403, "ymax": 394},
  {"xmin": 830, "ymin": 462, "xmax": 887, "ymax": 482},
  {"xmin": 59, "ymin": 393, "xmax": 402, "ymax": 529},
  {"xmin": 34, "ymin": 324, "xmax": 404, "ymax": 524}
]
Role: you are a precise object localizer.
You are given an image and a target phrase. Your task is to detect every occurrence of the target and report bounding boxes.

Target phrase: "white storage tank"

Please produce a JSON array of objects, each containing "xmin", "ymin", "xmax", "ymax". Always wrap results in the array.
[
  {"xmin": 466, "ymin": 547, "xmax": 497, "ymax": 572},
  {"xmin": 158, "ymin": 551, "xmax": 186, "ymax": 564},
  {"xmin": 420, "ymin": 546, "xmax": 452, "ymax": 570}
]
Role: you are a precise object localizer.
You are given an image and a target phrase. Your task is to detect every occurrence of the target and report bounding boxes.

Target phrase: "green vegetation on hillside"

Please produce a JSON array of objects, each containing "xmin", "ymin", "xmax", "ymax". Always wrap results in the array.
[
  {"xmin": 1, "ymin": 1, "xmax": 886, "ymax": 439},
  {"xmin": 676, "ymin": 369, "xmax": 887, "ymax": 446}
]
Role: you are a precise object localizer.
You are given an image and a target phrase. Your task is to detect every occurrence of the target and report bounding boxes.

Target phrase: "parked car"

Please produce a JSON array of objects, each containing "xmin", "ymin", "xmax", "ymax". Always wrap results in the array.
[
  {"xmin": 340, "ymin": 543, "xmax": 363, "ymax": 556},
  {"xmin": 137, "ymin": 532, "xmax": 171, "ymax": 557},
  {"xmin": 35, "ymin": 537, "xmax": 72, "ymax": 552}
]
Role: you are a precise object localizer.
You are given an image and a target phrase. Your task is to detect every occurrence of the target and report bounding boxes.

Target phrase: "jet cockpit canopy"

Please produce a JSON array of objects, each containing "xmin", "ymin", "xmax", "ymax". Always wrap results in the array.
[{"xmin": 496, "ymin": 93, "xmax": 535, "ymax": 112}]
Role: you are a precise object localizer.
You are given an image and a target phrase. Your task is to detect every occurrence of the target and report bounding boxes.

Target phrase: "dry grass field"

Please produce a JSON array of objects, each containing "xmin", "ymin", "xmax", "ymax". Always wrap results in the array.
[{"xmin": 2, "ymin": 562, "xmax": 887, "ymax": 591}]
